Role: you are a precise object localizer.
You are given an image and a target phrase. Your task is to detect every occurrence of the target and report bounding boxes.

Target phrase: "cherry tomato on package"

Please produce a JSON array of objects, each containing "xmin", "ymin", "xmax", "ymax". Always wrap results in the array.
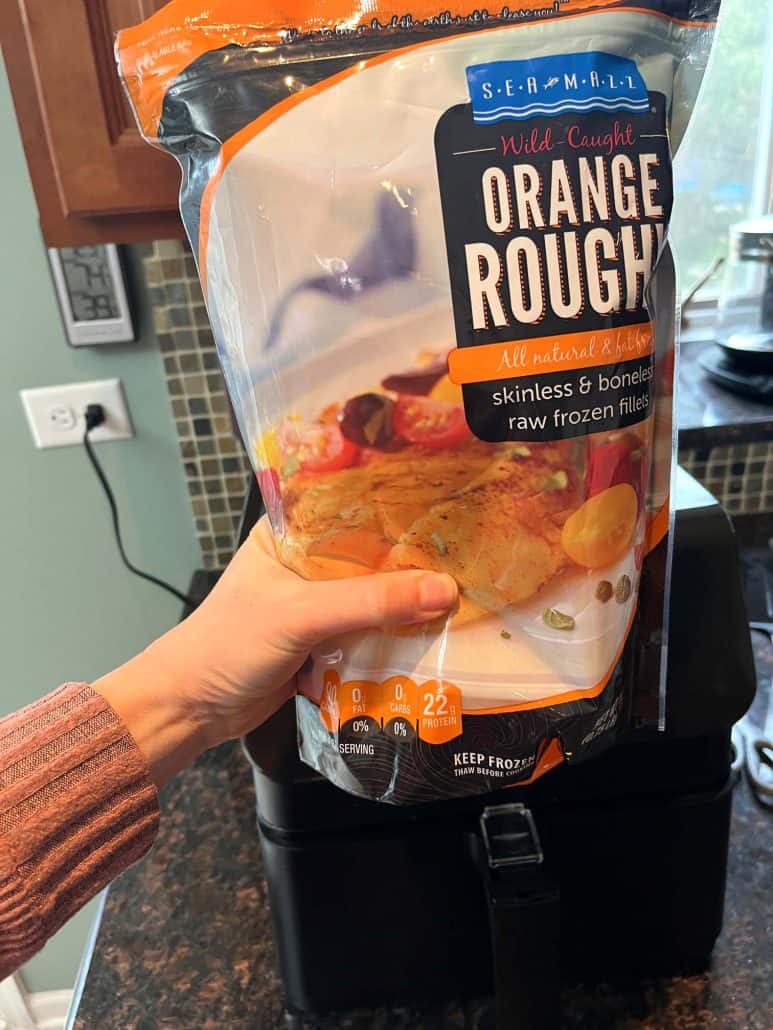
[
  {"xmin": 283, "ymin": 423, "xmax": 360, "ymax": 474},
  {"xmin": 393, "ymin": 396, "xmax": 472, "ymax": 449},
  {"xmin": 587, "ymin": 436, "xmax": 648, "ymax": 506},
  {"xmin": 659, "ymin": 348, "xmax": 675, "ymax": 397},
  {"xmin": 257, "ymin": 467, "xmax": 281, "ymax": 514}
]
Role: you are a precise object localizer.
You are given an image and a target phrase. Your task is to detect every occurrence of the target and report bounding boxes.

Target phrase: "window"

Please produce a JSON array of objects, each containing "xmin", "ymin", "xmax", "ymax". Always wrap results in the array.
[{"xmin": 671, "ymin": 0, "xmax": 773, "ymax": 304}]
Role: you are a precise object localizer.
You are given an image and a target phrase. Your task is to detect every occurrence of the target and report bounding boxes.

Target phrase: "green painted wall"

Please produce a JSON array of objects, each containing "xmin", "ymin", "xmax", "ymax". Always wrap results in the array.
[{"xmin": 0, "ymin": 56, "xmax": 200, "ymax": 992}]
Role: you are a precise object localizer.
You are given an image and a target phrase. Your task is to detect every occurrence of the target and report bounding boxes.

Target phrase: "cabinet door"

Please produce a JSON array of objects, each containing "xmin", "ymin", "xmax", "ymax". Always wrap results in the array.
[{"xmin": 3, "ymin": 0, "xmax": 184, "ymax": 244}]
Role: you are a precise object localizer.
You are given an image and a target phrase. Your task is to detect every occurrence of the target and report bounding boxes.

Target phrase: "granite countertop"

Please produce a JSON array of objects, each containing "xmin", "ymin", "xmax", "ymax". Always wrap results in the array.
[
  {"xmin": 677, "ymin": 339, "xmax": 773, "ymax": 449},
  {"xmin": 69, "ymin": 634, "xmax": 772, "ymax": 1030}
]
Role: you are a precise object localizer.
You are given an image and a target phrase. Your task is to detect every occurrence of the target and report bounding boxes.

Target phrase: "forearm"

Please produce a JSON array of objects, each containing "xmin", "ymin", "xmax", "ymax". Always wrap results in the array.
[
  {"xmin": 0, "ymin": 683, "xmax": 159, "ymax": 980},
  {"xmin": 92, "ymin": 631, "xmax": 210, "ymax": 789}
]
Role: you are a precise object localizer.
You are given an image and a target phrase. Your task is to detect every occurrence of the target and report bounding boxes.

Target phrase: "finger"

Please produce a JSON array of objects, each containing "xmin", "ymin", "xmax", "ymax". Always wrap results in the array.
[{"xmin": 299, "ymin": 569, "xmax": 458, "ymax": 642}]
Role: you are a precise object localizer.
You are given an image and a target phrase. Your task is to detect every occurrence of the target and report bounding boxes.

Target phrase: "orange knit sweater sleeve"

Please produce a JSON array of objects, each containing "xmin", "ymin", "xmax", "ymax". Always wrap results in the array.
[{"xmin": 0, "ymin": 683, "xmax": 160, "ymax": 979}]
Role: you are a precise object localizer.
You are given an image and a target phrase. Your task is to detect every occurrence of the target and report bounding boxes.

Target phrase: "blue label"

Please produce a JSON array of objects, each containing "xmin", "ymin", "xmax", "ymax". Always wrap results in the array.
[{"xmin": 466, "ymin": 52, "xmax": 649, "ymax": 125}]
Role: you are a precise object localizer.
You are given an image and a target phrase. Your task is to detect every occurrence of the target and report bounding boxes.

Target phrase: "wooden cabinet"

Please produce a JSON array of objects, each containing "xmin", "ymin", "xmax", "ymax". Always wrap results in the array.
[{"xmin": 2, "ymin": 1, "xmax": 184, "ymax": 245}]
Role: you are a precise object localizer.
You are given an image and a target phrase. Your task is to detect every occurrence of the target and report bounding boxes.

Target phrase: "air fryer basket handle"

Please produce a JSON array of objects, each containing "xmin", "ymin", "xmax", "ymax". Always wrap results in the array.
[{"xmin": 473, "ymin": 804, "xmax": 561, "ymax": 1030}]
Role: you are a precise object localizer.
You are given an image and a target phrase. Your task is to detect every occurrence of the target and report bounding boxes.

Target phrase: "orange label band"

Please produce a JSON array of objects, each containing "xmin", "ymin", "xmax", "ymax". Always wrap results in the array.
[
  {"xmin": 512, "ymin": 737, "xmax": 565, "ymax": 785},
  {"xmin": 417, "ymin": 680, "xmax": 463, "ymax": 744},
  {"xmin": 382, "ymin": 675, "xmax": 419, "ymax": 722},
  {"xmin": 447, "ymin": 322, "xmax": 653, "ymax": 386},
  {"xmin": 314, "ymin": 672, "xmax": 464, "ymax": 743}
]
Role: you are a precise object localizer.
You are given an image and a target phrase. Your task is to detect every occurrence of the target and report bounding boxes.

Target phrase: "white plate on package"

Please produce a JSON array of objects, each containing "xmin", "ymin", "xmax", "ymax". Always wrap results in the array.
[
  {"xmin": 269, "ymin": 300, "xmax": 641, "ymax": 708},
  {"xmin": 311, "ymin": 548, "xmax": 639, "ymax": 708}
]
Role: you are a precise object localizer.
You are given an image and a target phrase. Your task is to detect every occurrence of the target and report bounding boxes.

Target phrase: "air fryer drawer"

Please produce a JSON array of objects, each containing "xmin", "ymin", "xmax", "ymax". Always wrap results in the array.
[{"xmin": 259, "ymin": 778, "xmax": 732, "ymax": 1014}]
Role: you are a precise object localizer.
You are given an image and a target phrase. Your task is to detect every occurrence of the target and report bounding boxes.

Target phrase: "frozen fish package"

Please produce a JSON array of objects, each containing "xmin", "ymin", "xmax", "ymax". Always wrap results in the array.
[{"xmin": 119, "ymin": 0, "xmax": 720, "ymax": 802}]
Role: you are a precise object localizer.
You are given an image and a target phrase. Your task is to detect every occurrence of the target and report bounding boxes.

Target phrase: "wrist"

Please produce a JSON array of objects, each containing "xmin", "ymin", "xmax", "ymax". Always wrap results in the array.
[{"xmin": 92, "ymin": 633, "xmax": 210, "ymax": 788}]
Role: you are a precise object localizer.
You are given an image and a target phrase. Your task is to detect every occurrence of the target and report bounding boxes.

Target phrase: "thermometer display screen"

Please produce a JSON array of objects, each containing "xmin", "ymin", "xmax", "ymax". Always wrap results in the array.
[{"xmin": 59, "ymin": 246, "xmax": 121, "ymax": 322}]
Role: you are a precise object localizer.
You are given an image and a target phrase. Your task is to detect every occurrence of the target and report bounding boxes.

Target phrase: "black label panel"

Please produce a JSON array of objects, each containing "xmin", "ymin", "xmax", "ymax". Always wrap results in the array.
[
  {"xmin": 466, "ymin": 354, "xmax": 654, "ymax": 442},
  {"xmin": 434, "ymin": 91, "xmax": 672, "ymax": 443}
]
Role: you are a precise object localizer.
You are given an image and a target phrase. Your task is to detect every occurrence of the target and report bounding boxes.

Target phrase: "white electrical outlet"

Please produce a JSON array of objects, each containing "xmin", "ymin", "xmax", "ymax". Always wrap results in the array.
[{"xmin": 20, "ymin": 379, "xmax": 133, "ymax": 449}]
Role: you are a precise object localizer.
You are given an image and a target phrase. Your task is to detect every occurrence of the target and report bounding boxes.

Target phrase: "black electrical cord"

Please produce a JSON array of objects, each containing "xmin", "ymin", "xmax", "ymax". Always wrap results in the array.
[{"xmin": 83, "ymin": 404, "xmax": 197, "ymax": 609}]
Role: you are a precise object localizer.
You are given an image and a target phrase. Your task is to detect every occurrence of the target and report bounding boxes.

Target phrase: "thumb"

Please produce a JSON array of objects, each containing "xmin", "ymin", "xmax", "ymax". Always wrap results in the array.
[{"xmin": 300, "ymin": 569, "xmax": 458, "ymax": 642}]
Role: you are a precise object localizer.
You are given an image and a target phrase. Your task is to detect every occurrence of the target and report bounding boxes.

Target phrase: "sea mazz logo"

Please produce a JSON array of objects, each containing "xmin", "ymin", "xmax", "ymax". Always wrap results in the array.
[{"xmin": 466, "ymin": 52, "xmax": 650, "ymax": 124}]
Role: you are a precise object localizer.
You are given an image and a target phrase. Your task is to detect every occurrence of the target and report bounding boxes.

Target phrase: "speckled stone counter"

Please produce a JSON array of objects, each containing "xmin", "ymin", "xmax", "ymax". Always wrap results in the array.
[{"xmin": 69, "ymin": 637, "xmax": 772, "ymax": 1030}]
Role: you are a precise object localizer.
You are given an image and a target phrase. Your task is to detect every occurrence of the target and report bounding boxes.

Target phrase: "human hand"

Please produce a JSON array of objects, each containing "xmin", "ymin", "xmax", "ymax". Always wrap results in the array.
[{"xmin": 94, "ymin": 517, "xmax": 458, "ymax": 786}]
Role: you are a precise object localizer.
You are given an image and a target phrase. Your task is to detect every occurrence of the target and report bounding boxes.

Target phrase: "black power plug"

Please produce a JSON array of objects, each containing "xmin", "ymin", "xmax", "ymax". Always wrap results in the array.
[{"xmin": 84, "ymin": 403, "xmax": 106, "ymax": 432}]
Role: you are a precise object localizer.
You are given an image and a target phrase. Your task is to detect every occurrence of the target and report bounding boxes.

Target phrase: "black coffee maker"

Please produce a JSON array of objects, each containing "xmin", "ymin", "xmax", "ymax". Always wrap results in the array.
[{"xmin": 242, "ymin": 468, "xmax": 754, "ymax": 1028}]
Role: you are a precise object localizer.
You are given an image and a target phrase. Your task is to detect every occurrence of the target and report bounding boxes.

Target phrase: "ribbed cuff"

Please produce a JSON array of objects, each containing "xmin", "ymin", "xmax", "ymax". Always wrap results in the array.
[{"xmin": 0, "ymin": 683, "xmax": 160, "ymax": 977}]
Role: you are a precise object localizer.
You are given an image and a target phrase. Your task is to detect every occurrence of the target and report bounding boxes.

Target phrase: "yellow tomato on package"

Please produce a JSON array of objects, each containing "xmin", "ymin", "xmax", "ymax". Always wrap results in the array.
[
  {"xmin": 255, "ymin": 428, "xmax": 280, "ymax": 469},
  {"xmin": 430, "ymin": 374, "xmax": 463, "ymax": 405},
  {"xmin": 562, "ymin": 484, "xmax": 638, "ymax": 569}
]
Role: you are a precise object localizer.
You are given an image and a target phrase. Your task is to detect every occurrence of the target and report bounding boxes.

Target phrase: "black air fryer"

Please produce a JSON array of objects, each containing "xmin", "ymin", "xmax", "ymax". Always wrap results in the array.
[{"xmin": 242, "ymin": 468, "xmax": 755, "ymax": 1027}]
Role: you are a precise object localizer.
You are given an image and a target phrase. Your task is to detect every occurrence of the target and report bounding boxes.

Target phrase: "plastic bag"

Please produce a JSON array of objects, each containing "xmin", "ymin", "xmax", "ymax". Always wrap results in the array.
[{"xmin": 119, "ymin": 0, "xmax": 720, "ymax": 803}]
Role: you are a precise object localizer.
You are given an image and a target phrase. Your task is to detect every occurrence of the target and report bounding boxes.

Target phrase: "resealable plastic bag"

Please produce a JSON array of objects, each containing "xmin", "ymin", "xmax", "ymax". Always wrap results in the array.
[{"xmin": 119, "ymin": 0, "xmax": 720, "ymax": 803}]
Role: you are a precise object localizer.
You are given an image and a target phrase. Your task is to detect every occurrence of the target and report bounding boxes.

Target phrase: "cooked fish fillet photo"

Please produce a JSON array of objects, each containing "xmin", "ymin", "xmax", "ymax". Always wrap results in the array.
[{"xmin": 265, "ymin": 355, "xmax": 645, "ymax": 630}]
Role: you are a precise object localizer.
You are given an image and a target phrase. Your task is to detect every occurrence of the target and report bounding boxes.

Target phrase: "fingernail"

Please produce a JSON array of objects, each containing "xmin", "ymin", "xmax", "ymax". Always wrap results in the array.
[{"xmin": 418, "ymin": 573, "xmax": 458, "ymax": 612}]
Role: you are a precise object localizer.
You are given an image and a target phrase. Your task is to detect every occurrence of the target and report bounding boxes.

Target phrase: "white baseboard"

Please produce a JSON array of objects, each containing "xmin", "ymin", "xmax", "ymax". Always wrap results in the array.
[
  {"xmin": 0, "ymin": 977, "xmax": 72, "ymax": 1030},
  {"xmin": 27, "ymin": 992, "xmax": 72, "ymax": 1030}
]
